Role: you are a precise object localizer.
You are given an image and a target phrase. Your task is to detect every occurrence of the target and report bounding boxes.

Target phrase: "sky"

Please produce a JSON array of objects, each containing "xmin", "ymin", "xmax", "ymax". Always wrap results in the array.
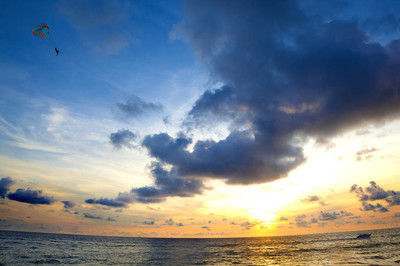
[{"xmin": 0, "ymin": 0, "xmax": 400, "ymax": 238}]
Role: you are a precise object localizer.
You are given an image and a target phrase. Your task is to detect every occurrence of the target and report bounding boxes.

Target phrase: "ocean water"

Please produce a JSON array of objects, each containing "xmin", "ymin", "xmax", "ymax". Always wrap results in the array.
[{"xmin": 1, "ymin": 228, "xmax": 399, "ymax": 265}]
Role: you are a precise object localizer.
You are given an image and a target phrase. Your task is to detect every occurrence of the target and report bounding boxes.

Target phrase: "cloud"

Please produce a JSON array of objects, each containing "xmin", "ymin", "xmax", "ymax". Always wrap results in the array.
[
  {"xmin": 372, "ymin": 220, "xmax": 386, "ymax": 225},
  {"xmin": 131, "ymin": 162, "xmax": 206, "ymax": 203},
  {"xmin": 7, "ymin": 188, "xmax": 55, "ymax": 205},
  {"xmin": 142, "ymin": 131, "xmax": 304, "ymax": 185},
  {"xmin": 319, "ymin": 210, "xmax": 353, "ymax": 221},
  {"xmin": 85, "ymin": 192, "xmax": 134, "ymax": 208},
  {"xmin": 165, "ymin": 218, "xmax": 175, "ymax": 226},
  {"xmin": 116, "ymin": 95, "xmax": 164, "ymax": 119},
  {"xmin": 184, "ymin": 86, "xmax": 245, "ymax": 129},
  {"xmin": 340, "ymin": 210, "xmax": 354, "ymax": 217},
  {"xmin": 61, "ymin": 201, "xmax": 76, "ymax": 209},
  {"xmin": 83, "ymin": 213, "xmax": 102, "ymax": 220},
  {"xmin": 302, "ymin": 195, "xmax": 320, "ymax": 203},
  {"xmin": 295, "ymin": 215, "xmax": 318, "ymax": 228},
  {"xmin": 142, "ymin": 0, "xmax": 400, "ymax": 187},
  {"xmin": 293, "ymin": 214, "xmax": 320, "ymax": 228},
  {"xmin": 279, "ymin": 217, "xmax": 288, "ymax": 221},
  {"xmin": 240, "ymin": 221, "xmax": 257, "ymax": 230},
  {"xmin": 146, "ymin": 206, "xmax": 160, "ymax": 211},
  {"xmin": 319, "ymin": 212, "xmax": 339, "ymax": 221},
  {"xmin": 387, "ymin": 191, "xmax": 400, "ymax": 206},
  {"xmin": 0, "ymin": 177, "xmax": 15, "ymax": 199},
  {"xmin": 351, "ymin": 181, "xmax": 390, "ymax": 201},
  {"xmin": 86, "ymin": 162, "xmax": 205, "ymax": 207},
  {"xmin": 360, "ymin": 202, "xmax": 389, "ymax": 212},
  {"xmin": 393, "ymin": 213, "xmax": 400, "ymax": 218},
  {"xmin": 350, "ymin": 181, "xmax": 400, "ymax": 208},
  {"xmin": 355, "ymin": 147, "xmax": 378, "ymax": 161},
  {"xmin": 143, "ymin": 220, "xmax": 155, "ymax": 225},
  {"xmin": 201, "ymin": 226, "xmax": 211, "ymax": 231},
  {"xmin": 109, "ymin": 129, "xmax": 136, "ymax": 149}
]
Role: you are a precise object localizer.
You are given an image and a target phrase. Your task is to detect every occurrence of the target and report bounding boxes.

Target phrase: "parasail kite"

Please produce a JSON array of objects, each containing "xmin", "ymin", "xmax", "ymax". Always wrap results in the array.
[{"xmin": 32, "ymin": 24, "xmax": 49, "ymax": 38}]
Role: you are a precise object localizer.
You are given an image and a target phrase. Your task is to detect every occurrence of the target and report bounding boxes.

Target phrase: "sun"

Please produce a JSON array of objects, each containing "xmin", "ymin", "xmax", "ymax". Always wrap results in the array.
[{"xmin": 226, "ymin": 184, "xmax": 297, "ymax": 224}]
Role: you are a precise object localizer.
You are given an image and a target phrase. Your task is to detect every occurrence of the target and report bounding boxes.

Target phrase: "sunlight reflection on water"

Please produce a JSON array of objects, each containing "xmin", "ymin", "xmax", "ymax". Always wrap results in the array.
[{"xmin": 0, "ymin": 228, "xmax": 399, "ymax": 264}]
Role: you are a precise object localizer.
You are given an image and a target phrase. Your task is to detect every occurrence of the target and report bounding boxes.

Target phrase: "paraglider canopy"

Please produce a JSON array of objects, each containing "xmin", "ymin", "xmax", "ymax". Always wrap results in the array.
[{"xmin": 32, "ymin": 24, "xmax": 49, "ymax": 38}]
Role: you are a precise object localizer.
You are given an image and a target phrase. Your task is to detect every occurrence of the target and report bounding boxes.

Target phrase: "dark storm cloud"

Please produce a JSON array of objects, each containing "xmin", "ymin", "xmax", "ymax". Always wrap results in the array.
[
  {"xmin": 0, "ymin": 177, "xmax": 14, "ymax": 199},
  {"xmin": 131, "ymin": 162, "xmax": 206, "ymax": 203},
  {"xmin": 7, "ymin": 189, "xmax": 55, "ymax": 205},
  {"xmin": 110, "ymin": 129, "xmax": 136, "ymax": 149},
  {"xmin": 85, "ymin": 192, "xmax": 134, "ymax": 208},
  {"xmin": 184, "ymin": 86, "xmax": 245, "ymax": 128},
  {"xmin": 61, "ymin": 200, "xmax": 76, "ymax": 209},
  {"xmin": 142, "ymin": 131, "xmax": 304, "ymax": 185},
  {"xmin": 362, "ymin": 12, "xmax": 400, "ymax": 37},
  {"xmin": 140, "ymin": 0, "xmax": 400, "ymax": 186},
  {"xmin": 116, "ymin": 95, "xmax": 164, "ymax": 118}
]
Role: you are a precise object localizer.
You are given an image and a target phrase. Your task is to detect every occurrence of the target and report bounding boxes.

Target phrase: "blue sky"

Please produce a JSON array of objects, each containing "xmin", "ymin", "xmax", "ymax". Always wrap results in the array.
[{"xmin": 1, "ymin": 0, "xmax": 400, "ymax": 237}]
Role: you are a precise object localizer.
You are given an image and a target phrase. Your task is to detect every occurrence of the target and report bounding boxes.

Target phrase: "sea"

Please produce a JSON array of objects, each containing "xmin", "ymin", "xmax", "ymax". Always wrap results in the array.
[{"xmin": 1, "ymin": 228, "xmax": 399, "ymax": 265}]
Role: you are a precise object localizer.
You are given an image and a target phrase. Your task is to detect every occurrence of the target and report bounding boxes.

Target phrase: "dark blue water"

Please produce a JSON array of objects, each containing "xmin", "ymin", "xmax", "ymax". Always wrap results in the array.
[{"xmin": 1, "ymin": 228, "xmax": 399, "ymax": 265}]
